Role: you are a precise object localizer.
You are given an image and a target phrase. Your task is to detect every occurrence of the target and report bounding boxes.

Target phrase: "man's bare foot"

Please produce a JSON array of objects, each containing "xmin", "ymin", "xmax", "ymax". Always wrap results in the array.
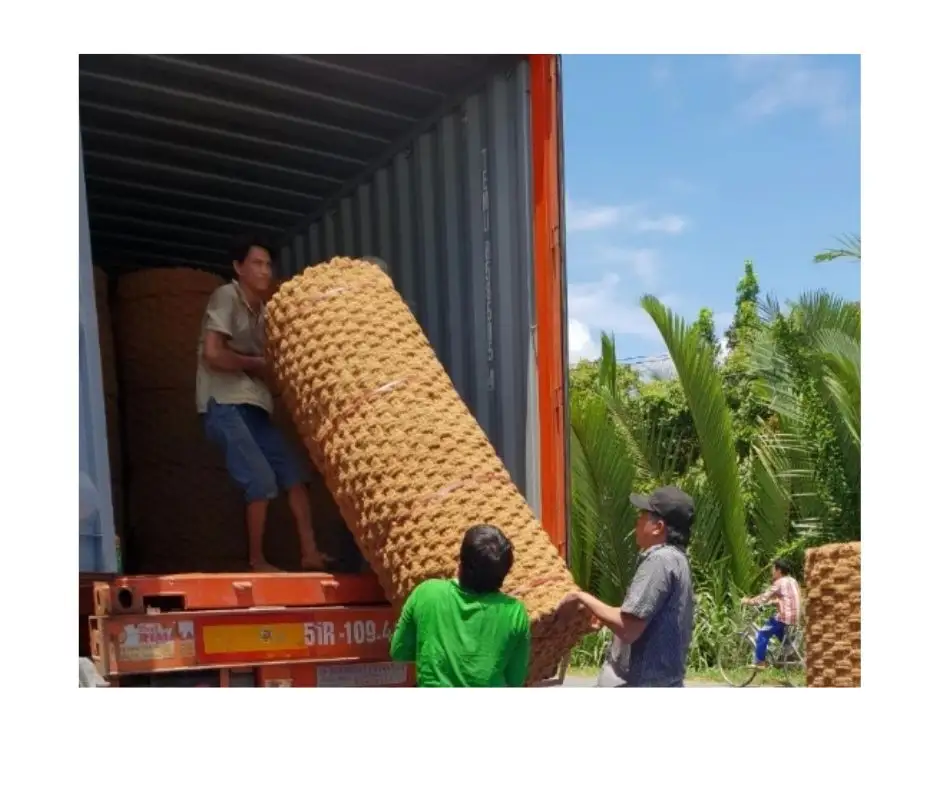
[{"xmin": 250, "ymin": 560, "xmax": 285, "ymax": 573}]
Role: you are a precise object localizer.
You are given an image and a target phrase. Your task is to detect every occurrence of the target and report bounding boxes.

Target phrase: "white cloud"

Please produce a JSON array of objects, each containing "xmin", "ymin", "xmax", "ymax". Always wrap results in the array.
[
  {"xmin": 635, "ymin": 215, "xmax": 687, "ymax": 234},
  {"xmin": 568, "ymin": 318, "xmax": 600, "ymax": 363},
  {"xmin": 567, "ymin": 199, "xmax": 687, "ymax": 235},
  {"xmin": 567, "ymin": 273, "xmax": 674, "ymax": 346},
  {"xmin": 729, "ymin": 55, "xmax": 854, "ymax": 127},
  {"xmin": 639, "ymin": 357, "xmax": 678, "ymax": 381},
  {"xmin": 567, "ymin": 203, "xmax": 621, "ymax": 232},
  {"xmin": 598, "ymin": 246, "xmax": 661, "ymax": 288}
]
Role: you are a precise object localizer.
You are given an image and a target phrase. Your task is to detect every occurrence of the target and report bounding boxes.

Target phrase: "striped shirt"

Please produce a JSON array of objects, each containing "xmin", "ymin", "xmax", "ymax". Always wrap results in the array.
[{"xmin": 754, "ymin": 576, "xmax": 801, "ymax": 626}]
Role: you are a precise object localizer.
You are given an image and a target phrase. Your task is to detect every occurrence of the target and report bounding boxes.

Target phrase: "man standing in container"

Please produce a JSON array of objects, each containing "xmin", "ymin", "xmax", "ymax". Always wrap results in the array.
[
  {"xmin": 560, "ymin": 486, "xmax": 695, "ymax": 687},
  {"xmin": 196, "ymin": 235, "xmax": 328, "ymax": 573}
]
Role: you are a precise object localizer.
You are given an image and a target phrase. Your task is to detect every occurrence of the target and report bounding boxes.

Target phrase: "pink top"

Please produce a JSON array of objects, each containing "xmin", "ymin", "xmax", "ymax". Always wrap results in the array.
[{"xmin": 754, "ymin": 575, "xmax": 802, "ymax": 626}]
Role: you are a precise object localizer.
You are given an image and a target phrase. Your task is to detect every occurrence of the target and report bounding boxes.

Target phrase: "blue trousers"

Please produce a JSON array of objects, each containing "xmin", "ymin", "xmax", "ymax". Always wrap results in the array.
[
  {"xmin": 755, "ymin": 616, "xmax": 787, "ymax": 662},
  {"xmin": 203, "ymin": 399, "xmax": 307, "ymax": 503}
]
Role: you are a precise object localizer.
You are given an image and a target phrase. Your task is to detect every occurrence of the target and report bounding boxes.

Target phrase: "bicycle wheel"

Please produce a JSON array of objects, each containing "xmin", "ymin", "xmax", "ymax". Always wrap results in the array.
[
  {"xmin": 717, "ymin": 631, "xmax": 759, "ymax": 688},
  {"xmin": 775, "ymin": 631, "xmax": 805, "ymax": 687}
]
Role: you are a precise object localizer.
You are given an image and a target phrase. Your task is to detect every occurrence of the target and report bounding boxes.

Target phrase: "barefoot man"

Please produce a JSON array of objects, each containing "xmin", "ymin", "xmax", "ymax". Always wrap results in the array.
[{"xmin": 196, "ymin": 235, "xmax": 328, "ymax": 572}]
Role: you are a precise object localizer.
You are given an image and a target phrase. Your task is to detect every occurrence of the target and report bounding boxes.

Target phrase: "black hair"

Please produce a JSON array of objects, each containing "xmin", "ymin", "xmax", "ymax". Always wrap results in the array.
[
  {"xmin": 665, "ymin": 523, "xmax": 691, "ymax": 550},
  {"xmin": 458, "ymin": 524, "xmax": 514, "ymax": 594},
  {"xmin": 774, "ymin": 558, "xmax": 792, "ymax": 576},
  {"xmin": 230, "ymin": 234, "xmax": 275, "ymax": 267}
]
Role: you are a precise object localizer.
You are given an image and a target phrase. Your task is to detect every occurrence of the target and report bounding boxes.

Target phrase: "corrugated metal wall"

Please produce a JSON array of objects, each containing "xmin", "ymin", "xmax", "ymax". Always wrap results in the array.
[
  {"xmin": 79, "ymin": 147, "xmax": 119, "ymax": 573},
  {"xmin": 277, "ymin": 61, "xmax": 541, "ymax": 508}
]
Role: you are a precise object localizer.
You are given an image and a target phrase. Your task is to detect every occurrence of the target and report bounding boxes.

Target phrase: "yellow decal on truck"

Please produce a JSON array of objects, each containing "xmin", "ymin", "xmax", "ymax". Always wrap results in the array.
[{"xmin": 202, "ymin": 623, "xmax": 306, "ymax": 655}]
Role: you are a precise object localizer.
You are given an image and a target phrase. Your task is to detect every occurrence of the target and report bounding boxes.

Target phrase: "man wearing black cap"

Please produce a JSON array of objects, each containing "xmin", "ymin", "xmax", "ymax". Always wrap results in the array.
[{"xmin": 561, "ymin": 486, "xmax": 696, "ymax": 687}]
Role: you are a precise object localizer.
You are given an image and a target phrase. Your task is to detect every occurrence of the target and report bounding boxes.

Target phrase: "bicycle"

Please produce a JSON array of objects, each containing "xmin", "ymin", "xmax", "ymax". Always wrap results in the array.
[{"xmin": 717, "ymin": 606, "xmax": 805, "ymax": 687}]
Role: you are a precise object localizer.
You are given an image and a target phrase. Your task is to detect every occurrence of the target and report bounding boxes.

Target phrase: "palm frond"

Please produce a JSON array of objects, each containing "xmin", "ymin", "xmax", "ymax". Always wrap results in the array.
[
  {"xmin": 813, "ymin": 233, "xmax": 861, "ymax": 264},
  {"xmin": 747, "ymin": 292, "xmax": 861, "ymax": 545},
  {"xmin": 641, "ymin": 295, "xmax": 758, "ymax": 590},
  {"xmin": 597, "ymin": 332, "xmax": 619, "ymax": 396},
  {"xmin": 594, "ymin": 331, "xmax": 691, "ymax": 487},
  {"xmin": 751, "ymin": 424, "xmax": 793, "ymax": 559},
  {"xmin": 569, "ymin": 395, "xmax": 640, "ymax": 604},
  {"xmin": 790, "ymin": 291, "xmax": 861, "ymax": 342},
  {"xmin": 759, "ymin": 293, "xmax": 783, "ymax": 323},
  {"xmin": 684, "ymin": 472, "xmax": 731, "ymax": 571},
  {"xmin": 814, "ymin": 328, "xmax": 861, "ymax": 451}
]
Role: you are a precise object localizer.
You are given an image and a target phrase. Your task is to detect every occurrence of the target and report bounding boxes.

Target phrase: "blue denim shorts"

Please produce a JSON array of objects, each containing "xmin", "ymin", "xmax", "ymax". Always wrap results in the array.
[{"xmin": 204, "ymin": 399, "xmax": 307, "ymax": 503}]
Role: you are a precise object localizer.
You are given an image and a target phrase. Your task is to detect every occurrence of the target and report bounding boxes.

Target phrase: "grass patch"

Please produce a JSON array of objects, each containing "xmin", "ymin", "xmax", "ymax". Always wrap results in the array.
[
  {"xmin": 564, "ymin": 665, "xmax": 805, "ymax": 686},
  {"xmin": 690, "ymin": 666, "xmax": 806, "ymax": 687},
  {"xmin": 565, "ymin": 631, "xmax": 806, "ymax": 687}
]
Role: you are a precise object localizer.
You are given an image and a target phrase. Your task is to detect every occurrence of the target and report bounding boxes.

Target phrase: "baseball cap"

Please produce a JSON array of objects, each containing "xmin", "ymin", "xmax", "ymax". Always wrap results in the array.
[{"xmin": 629, "ymin": 486, "xmax": 695, "ymax": 534}]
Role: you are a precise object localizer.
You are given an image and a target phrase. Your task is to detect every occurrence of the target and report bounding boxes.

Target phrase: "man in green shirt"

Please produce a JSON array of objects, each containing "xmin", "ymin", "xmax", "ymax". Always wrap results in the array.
[{"xmin": 390, "ymin": 525, "xmax": 531, "ymax": 687}]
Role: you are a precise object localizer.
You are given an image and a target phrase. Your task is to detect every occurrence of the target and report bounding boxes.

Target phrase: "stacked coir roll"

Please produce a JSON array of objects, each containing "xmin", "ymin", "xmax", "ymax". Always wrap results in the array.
[
  {"xmin": 266, "ymin": 257, "xmax": 594, "ymax": 683},
  {"xmin": 116, "ymin": 268, "xmax": 239, "ymax": 573},
  {"xmin": 93, "ymin": 267, "xmax": 124, "ymax": 562},
  {"xmin": 804, "ymin": 542, "xmax": 861, "ymax": 687}
]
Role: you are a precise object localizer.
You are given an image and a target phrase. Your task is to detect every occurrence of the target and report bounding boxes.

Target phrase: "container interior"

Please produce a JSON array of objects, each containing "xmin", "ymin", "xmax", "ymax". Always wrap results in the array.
[
  {"xmin": 78, "ymin": 55, "xmax": 534, "ymax": 575},
  {"xmin": 80, "ymin": 55, "xmax": 519, "ymax": 275}
]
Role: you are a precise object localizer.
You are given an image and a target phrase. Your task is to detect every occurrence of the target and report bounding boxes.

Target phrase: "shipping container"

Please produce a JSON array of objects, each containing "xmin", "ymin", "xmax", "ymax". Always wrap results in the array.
[{"xmin": 78, "ymin": 55, "xmax": 569, "ymax": 675}]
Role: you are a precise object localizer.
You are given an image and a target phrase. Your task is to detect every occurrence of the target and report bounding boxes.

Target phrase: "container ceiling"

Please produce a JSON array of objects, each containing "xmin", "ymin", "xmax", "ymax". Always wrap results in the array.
[{"xmin": 80, "ymin": 54, "xmax": 521, "ymax": 275}]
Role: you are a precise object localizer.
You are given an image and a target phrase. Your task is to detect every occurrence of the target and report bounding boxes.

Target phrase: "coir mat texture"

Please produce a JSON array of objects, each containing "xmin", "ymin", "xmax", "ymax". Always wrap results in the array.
[
  {"xmin": 266, "ymin": 257, "xmax": 593, "ymax": 683},
  {"xmin": 804, "ymin": 541, "xmax": 861, "ymax": 688}
]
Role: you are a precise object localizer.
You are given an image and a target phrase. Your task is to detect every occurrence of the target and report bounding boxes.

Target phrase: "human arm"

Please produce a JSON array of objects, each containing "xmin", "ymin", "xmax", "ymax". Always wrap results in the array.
[
  {"xmin": 504, "ymin": 606, "xmax": 532, "ymax": 688},
  {"xmin": 203, "ymin": 331, "xmax": 267, "ymax": 375},
  {"xmin": 200, "ymin": 288, "xmax": 266, "ymax": 375},
  {"xmin": 389, "ymin": 589, "xmax": 418, "ymax": 663},
  {"xmin": 561, "ymin": 553, "xmax": 672, "ymax": 646},
  {"xmin": 743, "ymin": 580, "xmax": 779, "ymax": 607},
  {"xmin": 561, "ymin": 591, "xmax": 649, "ymax": 646}
]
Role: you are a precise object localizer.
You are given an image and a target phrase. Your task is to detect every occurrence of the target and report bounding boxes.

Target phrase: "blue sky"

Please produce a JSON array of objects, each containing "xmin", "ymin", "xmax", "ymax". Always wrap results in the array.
[{"xmin": 561, "ymin": 54, "xmax": 860, "ymax": 368}]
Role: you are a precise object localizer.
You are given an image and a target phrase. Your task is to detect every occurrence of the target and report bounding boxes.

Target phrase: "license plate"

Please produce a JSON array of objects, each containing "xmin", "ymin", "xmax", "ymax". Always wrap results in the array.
[{"xmin": 316, "ymin": 662, "xmax": 408, "ymax": 687}]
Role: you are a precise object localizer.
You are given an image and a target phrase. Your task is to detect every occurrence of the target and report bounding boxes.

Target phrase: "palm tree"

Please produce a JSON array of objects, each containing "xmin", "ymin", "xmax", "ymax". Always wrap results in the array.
[
  {"xmin": 568, "ymin": 335, "xmax": 641, "ymax": 604},
  {"xmin": 570, "ymin": 305, "xmax": 761, "ymax": 603},
  {"xmin": 640, "ymin": 296, "xmax": 758, "ymax": 590},
  {"xmin": 814, "ymin": 233, "xmax": 861, "ymax": 264},
  {"xmin": 569, "ymin": 333, "xmax": 700, "ymax": 602},
  {"xmin": 749, "ymin": 292, "xmax": 861, "ymax": 545}
]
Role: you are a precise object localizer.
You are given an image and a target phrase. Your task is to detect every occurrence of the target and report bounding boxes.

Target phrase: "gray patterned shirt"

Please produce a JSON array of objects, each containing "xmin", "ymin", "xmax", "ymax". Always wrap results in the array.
[{"xmin": 602, "ymin": 544, "xmax": 694, "ymax": 687}]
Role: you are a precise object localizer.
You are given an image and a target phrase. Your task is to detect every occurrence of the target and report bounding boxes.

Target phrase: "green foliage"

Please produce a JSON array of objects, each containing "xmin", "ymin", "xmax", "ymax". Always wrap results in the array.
[
  {"xmin": 566, "ymin": 254, "xmax": 860, "ymax": 673},
  {"xmin": 629, "ymin": 379, "xmax": 700, "ymax": 477},
  {"xmin": 569, "ymin": 349, "xmax": 640, "ymax": 410},
  {"xmin": 569, "ymin": 394, "xmax": 639, "ymax": 604},
  {"xmin": 692, "ymin": 307, "xmax": 719, "ymax": 358},
  {"xmin": 641, "ymin": 295, "xmax": 758, "ymax": 590},
  {"xmin": 814, "ymin": 233, "xmax": 861, "ymax": 264},
  {"xmin": 569, "ymin": 629, "xmax": 613, "ymax": 670},
  {"xmin": 750, "ymin": 292, "xmax": 861, "ymax": 543},
  {"xmin": 726, "ymin": 259, "xmax": 761, "ymax": 351},
  {"xmin": 686, "ymin": 560, "xmax": 743, "ymax": 671}
]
